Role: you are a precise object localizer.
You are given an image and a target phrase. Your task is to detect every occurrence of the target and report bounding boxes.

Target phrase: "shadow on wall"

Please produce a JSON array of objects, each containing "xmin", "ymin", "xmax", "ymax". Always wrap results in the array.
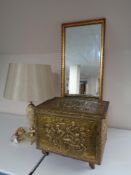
[{"xmin": 53, "ymin": 73, "xmax": 60, "ymax": 97}]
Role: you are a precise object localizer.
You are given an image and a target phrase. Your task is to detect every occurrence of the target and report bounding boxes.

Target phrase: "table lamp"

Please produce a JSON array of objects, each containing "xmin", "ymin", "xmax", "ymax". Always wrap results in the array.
[{"xmin": 4, "ymin": 63, "xmax": 54, "ymax": 143}]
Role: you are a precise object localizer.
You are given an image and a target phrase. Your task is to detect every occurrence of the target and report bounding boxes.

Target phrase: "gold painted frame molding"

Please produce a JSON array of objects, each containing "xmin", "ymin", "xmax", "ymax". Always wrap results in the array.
[{"xmin": 61, "ymin": 18, "xmax": 106, "ymax": 100}]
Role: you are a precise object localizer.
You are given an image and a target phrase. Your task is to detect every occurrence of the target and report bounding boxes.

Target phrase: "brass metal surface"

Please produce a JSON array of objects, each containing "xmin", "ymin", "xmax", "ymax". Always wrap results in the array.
[
  {"xmin": 36, "ymin": 115, "xmax": 98, "ymax": 162},
  {"xmin": 61, "ymin": 18, "xmax": 106, "ymax": 100},
  {"xmin": 35, "ymin": 97, "xmax": 109, "ymax": 166}
]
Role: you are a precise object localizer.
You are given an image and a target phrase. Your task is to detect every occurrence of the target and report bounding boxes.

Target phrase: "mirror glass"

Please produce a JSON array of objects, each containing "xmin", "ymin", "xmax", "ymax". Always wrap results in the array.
[{"xmin": 61, "ymin": 18, "xmax": 105, "ymax": 99}]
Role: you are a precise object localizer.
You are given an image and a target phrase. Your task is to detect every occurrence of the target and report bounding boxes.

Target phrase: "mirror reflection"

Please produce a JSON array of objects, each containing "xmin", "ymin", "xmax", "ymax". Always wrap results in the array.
[{"xmin": 61, "ymin": 19, "xmax": 105, "ymax": 99}]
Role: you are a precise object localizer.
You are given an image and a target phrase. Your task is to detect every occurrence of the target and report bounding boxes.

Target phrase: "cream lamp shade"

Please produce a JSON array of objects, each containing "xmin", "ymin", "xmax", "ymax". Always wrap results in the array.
[{"xmin": 4, "ymin": 63, "xmax": 54, "ymax": 102}]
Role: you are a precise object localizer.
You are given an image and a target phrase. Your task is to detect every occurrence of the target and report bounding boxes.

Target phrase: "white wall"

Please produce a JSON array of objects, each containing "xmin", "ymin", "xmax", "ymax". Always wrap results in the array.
[
  {"xmin": 0, "ymin": 0, "xmax": 131, "ymax": 129},
  {"xmin": 87, "ymin": 77, "xmax": 98, "ymax": 96}
]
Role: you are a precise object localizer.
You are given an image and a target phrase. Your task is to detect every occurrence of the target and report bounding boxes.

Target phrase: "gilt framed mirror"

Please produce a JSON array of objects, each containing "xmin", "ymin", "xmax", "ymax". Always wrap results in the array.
[{"xmin": 61, "ymin": 18, "xmax": 106, "ymax": 100}]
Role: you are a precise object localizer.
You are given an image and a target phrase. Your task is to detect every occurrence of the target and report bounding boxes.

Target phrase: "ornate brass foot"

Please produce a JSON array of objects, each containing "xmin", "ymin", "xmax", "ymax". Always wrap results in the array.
[
  {"xmin": 89, "ymin": 162, "xmax": 95, "ymax": 169},
  {"xmin": 42, "ymin": 150, "xmax": 49, "ymax": 156}
]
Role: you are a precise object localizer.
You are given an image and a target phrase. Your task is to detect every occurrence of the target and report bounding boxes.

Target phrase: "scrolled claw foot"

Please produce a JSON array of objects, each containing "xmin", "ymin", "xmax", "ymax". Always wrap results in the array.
[
  {"xmin": 42, "ymin": 150, "xmax": 49, "ymax": 156},
  {"xmin": 89, "ymin": 162, "xmax": 95, "ymax": 169}
]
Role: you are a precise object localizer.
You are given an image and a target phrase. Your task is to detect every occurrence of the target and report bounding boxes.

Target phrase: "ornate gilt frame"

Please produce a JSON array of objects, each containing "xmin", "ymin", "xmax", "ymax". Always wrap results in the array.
[{"xmin": 61, "ymin": 18, "xmax": 106, "ymax": 100}]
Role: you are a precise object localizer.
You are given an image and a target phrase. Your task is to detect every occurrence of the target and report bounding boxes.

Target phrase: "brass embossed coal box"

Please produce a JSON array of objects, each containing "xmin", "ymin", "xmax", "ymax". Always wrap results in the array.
[{"xmin": 34, "ymin": 97, "xmax": 109, "ymax": 169}]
